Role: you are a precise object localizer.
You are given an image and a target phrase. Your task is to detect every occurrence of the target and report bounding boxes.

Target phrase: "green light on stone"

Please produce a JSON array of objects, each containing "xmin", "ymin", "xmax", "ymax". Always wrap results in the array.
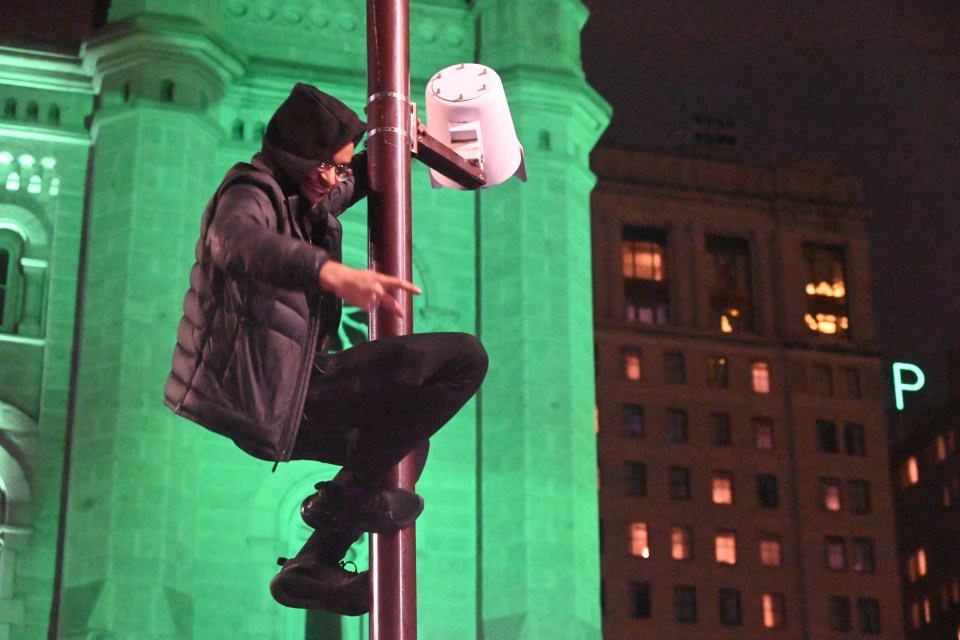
[
  {"xmin": 5, "ymin": 173, "xmax": 18, "ymax": 191},
  {"xmin": 893, "ymin": 362, "xmax": 925, "ymax": 410}
]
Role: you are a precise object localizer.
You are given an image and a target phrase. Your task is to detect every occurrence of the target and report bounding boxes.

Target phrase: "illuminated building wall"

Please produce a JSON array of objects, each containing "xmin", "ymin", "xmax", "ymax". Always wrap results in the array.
[
  {"xmin": 0, "ymin": 1, "xmax": 608, "ymax": 638},
  {"xmin": 592, "ymin": 148, "xmax": 904, "ymax": 638}
]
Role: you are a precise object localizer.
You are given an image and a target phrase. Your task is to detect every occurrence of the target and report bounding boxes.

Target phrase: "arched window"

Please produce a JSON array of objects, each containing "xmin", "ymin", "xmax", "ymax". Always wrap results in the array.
[
  {"xmin": 231, "ymin": 119, "xmax": 245, "ymax": 141},
  {"xmin": 47, "ymin": 104, "xmax": 60, "ymax": 126},
  {"xmin": 2, "ymin": 99, "xmax": 14, "ymax": 119},
  {"xmin": 160, "ymin": 80, "xmax": 175, "ymax": 103},
  {"xmin": 24, "ymin": 102, "xmax": 38, "ymax": 122},
  {"xmin": 0, "ymin": 230, "xmax": 23, "ymax": 333}
]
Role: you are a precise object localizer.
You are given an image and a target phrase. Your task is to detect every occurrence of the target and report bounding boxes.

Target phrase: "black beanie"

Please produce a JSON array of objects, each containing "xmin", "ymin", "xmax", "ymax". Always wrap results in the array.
[{"xmin": 260, "ymin": 83, "xmax": 366, "ymax": 189}]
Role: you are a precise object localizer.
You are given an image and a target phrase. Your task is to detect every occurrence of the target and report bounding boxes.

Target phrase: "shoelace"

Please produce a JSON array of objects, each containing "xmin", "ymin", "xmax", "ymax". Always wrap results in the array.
[{"xmin": 340, "ymin": 560, "xmax": 358, "ymax": 573}]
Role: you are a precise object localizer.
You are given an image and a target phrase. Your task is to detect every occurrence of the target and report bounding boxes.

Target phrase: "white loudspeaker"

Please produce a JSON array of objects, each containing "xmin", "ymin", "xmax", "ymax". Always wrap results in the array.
[{"xmin": 425, "ymin": 63, "xmax": 526, "ymax": 189}]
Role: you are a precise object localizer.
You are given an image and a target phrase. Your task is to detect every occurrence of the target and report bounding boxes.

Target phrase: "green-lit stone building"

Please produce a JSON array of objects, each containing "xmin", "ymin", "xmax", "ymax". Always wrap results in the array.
[{"xmin": 0, "ymin": 1, "xmax": 609, "ymax": 638}]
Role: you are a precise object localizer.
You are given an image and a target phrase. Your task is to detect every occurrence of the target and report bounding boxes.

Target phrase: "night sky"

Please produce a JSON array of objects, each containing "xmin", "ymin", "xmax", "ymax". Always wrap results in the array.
[{"xmin": 581, "ymin": 0, "xmax": 960, "ymax": 409}]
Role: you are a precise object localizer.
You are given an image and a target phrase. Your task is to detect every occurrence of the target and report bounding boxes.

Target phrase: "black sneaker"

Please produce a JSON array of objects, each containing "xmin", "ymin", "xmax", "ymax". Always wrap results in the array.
[
  {"xmin": 301, "ymin": 481, "xmax": 424, "ymax": 534},
  {"xmin": 270, "ymin": 557, "xmax": 369, "ymax": 616}
]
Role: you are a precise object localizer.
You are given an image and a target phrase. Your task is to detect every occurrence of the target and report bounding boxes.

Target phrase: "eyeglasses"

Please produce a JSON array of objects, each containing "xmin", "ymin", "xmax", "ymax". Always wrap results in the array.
[{"xmin": 316, "ymin": 162, "xmax": 353, "ymax": 181}]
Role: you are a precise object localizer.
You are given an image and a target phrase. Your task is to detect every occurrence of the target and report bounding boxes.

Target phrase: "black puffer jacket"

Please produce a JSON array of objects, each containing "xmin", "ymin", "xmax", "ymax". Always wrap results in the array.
[{"xmin": 165, "ymin": 163, "xmax": 341, "ymax": 460}]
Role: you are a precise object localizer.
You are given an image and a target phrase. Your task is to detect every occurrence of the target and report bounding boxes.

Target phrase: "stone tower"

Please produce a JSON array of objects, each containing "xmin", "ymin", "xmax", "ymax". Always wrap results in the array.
[{"xmin": 0, "ymin": 1, "xmax": 609, "ymax": 638}]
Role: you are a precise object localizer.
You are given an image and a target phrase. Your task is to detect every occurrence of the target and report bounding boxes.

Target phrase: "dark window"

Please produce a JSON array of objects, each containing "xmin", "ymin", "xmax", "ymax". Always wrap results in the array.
[
  {"xmin": 804, "ymin": 243, "xmax": 850, "ymax": 337},
  {"xmin": 851, "ymin": 538, "xmax": 876, "ymax": 573},
  {"xmin": 757, "ymin": 474, "xmax": 779, "ymax": 508},
  {"xmin": 857, "ymin": 598, "xmax": 881, "ymax": 634},
  {"xmin": 25, "ymin": 101, "xmax": 38, "ymax": 122},
  {"xmin": 719, "ymin": 588, "xmax": 743, "ymax": 626},
  {"xmin": 841, "ymin": 367, "xmax": 861, "ymax": 398},
  {"xmin": 625, "ymin": 461, "xmax": 647, "ymax": 497},
  {"xmin": 674, "ymin": 586, "xmax": 697, "ymax": 622},
  {"xmin": 47, "ymin": 104, "xmax": 60, "ymax": 126},
  {"xmin": 810, "ymin": 364, "xmax": 833, "ymax": 396},
  {"xmin": 0, "ymin": 248, "xmax": 8, "ymax": 328},
  {"xmin": 629, "ymin": 582, "xmax": 651, "ymax": 618},
  {"xmin": 161, "ymin": 79, "xmax": 175, "ymax": 102},
  {"xmin": 753, "ymin": 417, "xmax": 774, "ymax": 450},
  {"xmin": 666, "ymin": 409, "xmax": 688, "ymax": 443},
  {"xmin": 844, "ymin": 423, "xmax": 867, "ymax": 456},
  {"xmin": 664, "ymin": 351, "xmax": 686, "ymax": 383},
  {"xmin": 669, "ymin": 466, "xmax": 692, "ymax": 500},
  {"xmin": 623, "ymin": 404, "xmax": 645, "ymax": 438},
  {"xmin": 0, "ymin": 231, "xmax": 24, "ymax": 334},
  {"xmin": 848, "ymin": 480, "xmax": 871, "ymax": 514},
  {"xmin": 828, "ymin": 595, "xmax": 852, "ymax": 632},
  {"xmin": 712, "ymin": 412, "xmax": 732, "ymax": 446},
  {"xmin": 707, "ymin": 356, "xmax": 729, "ymax": 388},
  {"xmin": 825, "ymin": 536, "xmax": 846, "ymax": 570},
  {"xmin": 706, "ymin": 235, "xmax": 754, "ymax": 333},
  {"xmin": 3, "ymin": 98, "xmax": 15, "ymax": 118},
  {"xmin": 816, "ymin": 420, "xmax": 839, "ymax": 453},
  {"xmin": 622, "ymin": 226, "xmax": 669, "ymax": 324}
]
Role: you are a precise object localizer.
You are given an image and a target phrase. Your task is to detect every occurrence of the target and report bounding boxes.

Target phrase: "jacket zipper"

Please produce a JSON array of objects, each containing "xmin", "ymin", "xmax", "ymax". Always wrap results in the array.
[{"xmin": 274, "ymin": 302, "xmax": 322, "ymax": 470}]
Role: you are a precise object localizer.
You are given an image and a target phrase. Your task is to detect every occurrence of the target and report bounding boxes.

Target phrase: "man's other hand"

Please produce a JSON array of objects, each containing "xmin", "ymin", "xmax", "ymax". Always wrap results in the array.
[{"xmin": 319, "ymin": 261, "xmax": 421, "ymax": 317}]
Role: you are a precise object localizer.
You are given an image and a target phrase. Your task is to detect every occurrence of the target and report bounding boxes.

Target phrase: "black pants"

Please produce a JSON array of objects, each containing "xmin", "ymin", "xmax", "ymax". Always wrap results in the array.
[{"xmin": 291, "ymin": 332, "xmax": 488, "ymax": 486}]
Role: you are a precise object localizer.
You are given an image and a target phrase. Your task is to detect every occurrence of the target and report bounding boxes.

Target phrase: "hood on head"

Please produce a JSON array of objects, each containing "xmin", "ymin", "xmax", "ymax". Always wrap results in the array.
[{"xmin": 260, "ymin": 83, "xmax": 366, "ymax": 190}]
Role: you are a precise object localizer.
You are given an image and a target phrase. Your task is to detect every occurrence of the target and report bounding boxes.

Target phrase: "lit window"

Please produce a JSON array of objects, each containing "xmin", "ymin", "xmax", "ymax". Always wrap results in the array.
[
  {"xmin": 924, "ymin": 597, "xmax": 932, "ymax": 623},
  {"xmin": 751, "ymin": 361, "xmax": 771, "ymax": 393},
  {"xmin": 901, "ymin": 456, "xmax": 920, "ymax": 487},
  {"xmin": 936, "ymin": 435, "xmax": 948, "ymax": 461},
  {"xmin": 715, "ymin": 531, "xmax": 737, "ymax": 564},
  {"xmin": 763, "ymin": 593, "xmax": 786, "ymax": 628},
  {"xmin": 630, "ymin": 522, "xmax": 649, "ymax": 558},
  {"xmin": 908, "ymin": 548, "xmax": 928, "ymax": 581},
  {"xmin": 821, "ymin": 478, "xmax": 842, "ymax": 511},
  {"xmin": 623, "ymin": 349, "xmax": 642, "ymax": 380},
  {"xmin": 753, "ymin": 417, "xmax": 774, "ymax": 450},
  {"xmin": 622, "ymin": 226, "xmax": 669, "ymax": 324},
  {"xmin": 760, "ymin": 534, "xmax": 782, "ymax": 567},
  {"xmin": 671, "ymin": 525, "xmax": 693, "ymax": 560},
  {"xmin": 804, "ymin": 243, "xmax": 850, "ymax": 338},
  {"xmin": 712, "ymin": 472, "xmax": 733, "ymax": 505},
  {"xmin": 825, "ymin": 536, "xmax": 846, "ymax": 570},
  {"xmin": 706, "ymin": 235, "xmax": 754, "ymax": 333},
  {"xmin": 707, "ymin": 355, "xmax": 729, "ymax": 388}
]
